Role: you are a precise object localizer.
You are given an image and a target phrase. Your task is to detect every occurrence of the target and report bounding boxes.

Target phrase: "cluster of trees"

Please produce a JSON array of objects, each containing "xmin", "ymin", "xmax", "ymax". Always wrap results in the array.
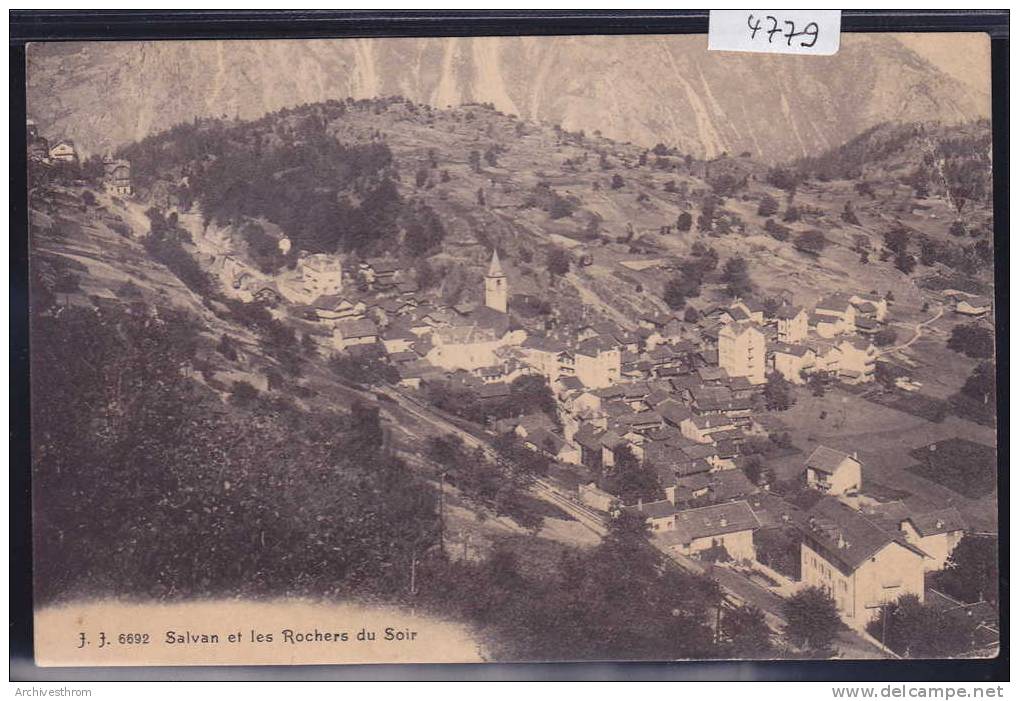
[
  {"xmin": 240, "ymin": 220, "xmax": 295, "ymax": 275},
  {"xmin": 721, "ymin": 255, "xmax": 753, "ymax": 298},
  {"xmin": 328, "ymin": 344, "xmax": 399, "ymax": 387},
  {"xmin": 793, "ymin": 229, "xmax": 828, "ymax": 256},
  {"xmin": 219, "ymin": 297, "xmax": 304, "ymax": 377},
  {"xmin": 782, "ymin": 587, "xmax": 843, "ymax": 657},
  {"xmin": 764, "ymin": 373, "xmax": 796, "ymax": 411},
  {"xmin": 753, "ymin": 527, "xmax": 802, "ymax": 581},
  {"xmin": 526, "ymin": 182, "xmax": 579, "ymax": 220},
  {"xmin": 952, "ymin": 360, "xmax": 996, "ymax": 424},
  {"xmin": 120, "ymin": 108, "xmax": 447, "ymax": 259},
  {"xmin": 142, "ymin": 207, "xmax": 216, "ymax": 298},
  {"xmin": 930, "ymin": 534, "xmax": 999, "ymax": 605},
  {"xmin": 425, "ymin": 434, "xmax": 545, "ymax": 532},
  {"xmin": 414, "ymin": 515, "xmax": 730, "ymax": 661},
  {"xmin": 596, "ymin": 447, "xmax": 664, "ymax": 505},
  {"xmin": 866, "ymin": 594, "xmax": 973, "ymax": 658},
  {"xmin": 947, "ymin": 323, "xmax": 995, "ymax": 359},
  {"xmin": 423, "ymin": 375, "xmax": 558, "ymax": 427},
  {"xmin": 32, "ymin": 302, "xmax": 438, "ymax": 604},
  {"xmin": 662, "ymin": 242, "xmax": 719, "ymax": 310}
]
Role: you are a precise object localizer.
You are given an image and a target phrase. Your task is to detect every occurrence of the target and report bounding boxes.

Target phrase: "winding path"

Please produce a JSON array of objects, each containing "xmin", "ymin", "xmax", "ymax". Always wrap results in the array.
[{"xmin": 878, "ymin": 304, "xmax": 944, "ymax": 357}]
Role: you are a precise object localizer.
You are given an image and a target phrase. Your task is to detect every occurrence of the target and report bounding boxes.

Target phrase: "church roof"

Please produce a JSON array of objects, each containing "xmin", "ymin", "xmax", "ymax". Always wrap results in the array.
[{"xmin": 487, "ymin": 249, "xmax": 505, "ymax": 277}]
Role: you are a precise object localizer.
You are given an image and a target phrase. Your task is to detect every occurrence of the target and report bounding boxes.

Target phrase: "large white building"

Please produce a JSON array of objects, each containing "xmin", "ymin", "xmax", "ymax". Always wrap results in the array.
[
  {"xmin": 574, "ymin": 336, "xmax": 621, "ymax": 389},
  {"xmin": 301, "ymin": 254, "xmax": 344, "ymax": 301},
  {"xmin": 800, "ymin": 498, "xmax": 928, "ymax": 630},
  {"xmin": 718, "ymin": 322, "xmax": 766, "ymax": 385}
]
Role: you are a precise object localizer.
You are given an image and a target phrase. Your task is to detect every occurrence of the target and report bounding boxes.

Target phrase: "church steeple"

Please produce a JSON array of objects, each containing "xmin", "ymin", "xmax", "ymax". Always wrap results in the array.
[
  {"xmin": 484, "ymin": 249, "xmax": 508, "ymax": 313},
  {"xmin": 487, "ymin": 249, "xmax": 504, "ymax": 278}
]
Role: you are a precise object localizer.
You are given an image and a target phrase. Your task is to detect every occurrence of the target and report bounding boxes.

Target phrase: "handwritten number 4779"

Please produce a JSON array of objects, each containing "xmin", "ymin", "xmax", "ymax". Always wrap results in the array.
[{"xmin": 747, "ymin": 15, "xmax": 819, "ymax": 48}]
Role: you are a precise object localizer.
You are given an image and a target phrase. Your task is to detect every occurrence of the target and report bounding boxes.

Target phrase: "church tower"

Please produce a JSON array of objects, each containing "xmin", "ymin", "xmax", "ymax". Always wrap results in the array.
[{"xmin": 484, "ymin": 249, "xmax": 508, "ymax": 313}]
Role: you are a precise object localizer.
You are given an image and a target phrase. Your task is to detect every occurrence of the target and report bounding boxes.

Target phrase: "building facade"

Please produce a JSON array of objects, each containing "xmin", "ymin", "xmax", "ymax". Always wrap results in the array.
[{"xmin": 718, "ymin": 322, "xmax": 766, "ymax": 385}]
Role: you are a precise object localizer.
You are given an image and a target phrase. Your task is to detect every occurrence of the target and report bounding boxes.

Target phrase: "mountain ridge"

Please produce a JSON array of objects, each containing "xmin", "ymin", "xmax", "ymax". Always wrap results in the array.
[{"xmin": 27, "ymin": 34, "xmax": 990, "ymax": 162}]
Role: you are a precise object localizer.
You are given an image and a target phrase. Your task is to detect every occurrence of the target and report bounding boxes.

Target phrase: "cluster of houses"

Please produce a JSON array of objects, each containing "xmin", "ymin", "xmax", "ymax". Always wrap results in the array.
[
  {"xmin": 27, "ymin": 118, "xmax": 133, "ymax": 195},
  {"xmin": 196, "ymin": 235, "xmax": 985, "ymax": 635},
  {"xmin": 613, "ymin": 443, "xmax": 972, "ymax": 632}
]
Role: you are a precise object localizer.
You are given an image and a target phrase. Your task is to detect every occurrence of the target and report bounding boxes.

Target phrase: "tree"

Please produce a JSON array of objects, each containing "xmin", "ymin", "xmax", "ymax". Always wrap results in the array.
[
  {"xmin": 873, "ymin": 328, "xmax": 897, "ymax": 347},
  {"xmin": 757, "ymin": 194, "xmax": 779, "ymax": 217},
  {"xmin": 230, "ymin": 380, "xmax": 259, "ymax": 407},
  {"xmin": 782, "ymin": 205, "xmax": 801, "ymax": 223},
  {"xmin": 663, "ymin": 278, "xmax": 688, "ymax": 311},
  {"xmin": 932, "ymin": 534, "xmax": 998, "ymax": 604},
  {"xmin": 884, "ymin": 227, "xmax": 911, "ymax": 256},
  {"xmin": 720, "ymin": 604, "xmax": 774, "ymax": 658},
  {"xmin": 484, "ymin": 147, "xmax": 499, "ymax": 168},
  {"xmin": 676, "ymin": 211, "xmax": 693, "ymax": 232},
  {"xmin": 947, "ymin": 323, "xmax": 994, "ymax": 359},
  {"xmin": 683, "ymin": 305, "xmax": 700, "ymax": 323},
  {"xmin": 945, "ymin": 158, "xmax": 989, "ymax": 214},
  {"xmin": 608, "ymin": 507, "xmax": 651, "ymax": 543},
  {"xmin": 867, "ymin": 594, "xmax": 971, "ymax": 658},
  {"xmin": 469, "ymin": 150, "xmax": 481, "ymax": 173},
  {"xmin": 841, "ymin": 200, "xmax": 860, "ymax": 225},
  {"xmin": 602, "ymin": 447, "xmax": 663, "ymax": 505},
  {"xmin": 949, "ymin": 220, "xmax": 967, "ymax": 238},
  {"xmin": 217, "ymin": 334, "xmax": 239, "ymax": 361},
  {"xmin": 764, "ymin": 219, "xmax": 790, "ymax": 241},
  {"xmin": 894, "ymin": 251, "xmax": 916, "ymax": 275},
  {"xmin": 722, "ymin": 256, "xmax": 753, "ymax": 298},
  {"xmin": 546, "ymin": 247, "xmax": 571, "ymax": 277},
  {"xmin": 610, "ymin": 174, "xmax": 625, "ymax": 190},
  {"xmin": 783, "ymin": 587, "xmax": 842, "ymax": 657},
  {"xmin": 766, "ymin": 166, "xmax": 801, "ymax": 192},
  {"xmin": 794, "ymin": 230, "xmax": 827, "ymax": 255},
  {"xmin": 960, "ymin": 360, "xmax": 995, "ymax": 405},
  {"xmin": 806, "ymin": 371, "xmax": 831, "ymax": 397},
  {"xmin": 764, "ymin": 373, "xmax": 795, "ymax": 411},
  {"xmin": 404, "ymin": 203, "xmax": 446, "ymax": 256}
]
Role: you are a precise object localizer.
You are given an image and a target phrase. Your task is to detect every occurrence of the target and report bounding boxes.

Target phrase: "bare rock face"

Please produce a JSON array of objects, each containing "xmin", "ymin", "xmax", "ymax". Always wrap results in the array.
[{"xmin": 27, "ymin": 34, "xmax": 989, "ymax": 161}]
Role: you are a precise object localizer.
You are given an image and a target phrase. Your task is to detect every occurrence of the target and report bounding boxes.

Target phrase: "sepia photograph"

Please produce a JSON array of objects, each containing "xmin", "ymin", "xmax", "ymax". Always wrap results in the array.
[{"xmin": 20, "ymin": 24, "xmax": 1000, "ymax": 673}]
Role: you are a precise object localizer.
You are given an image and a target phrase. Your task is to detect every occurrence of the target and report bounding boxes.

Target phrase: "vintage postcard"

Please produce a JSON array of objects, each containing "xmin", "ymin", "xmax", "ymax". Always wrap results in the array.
[{"xmin": 26, "ymin": 31, "xmax": 997, "ymax": 666}]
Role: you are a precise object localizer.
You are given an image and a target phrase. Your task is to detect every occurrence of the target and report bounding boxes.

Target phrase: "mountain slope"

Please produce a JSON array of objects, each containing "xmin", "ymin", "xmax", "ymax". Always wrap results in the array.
[{"xmin": 27, "ymin": 34, "xmax": 990, "ymax": 162}]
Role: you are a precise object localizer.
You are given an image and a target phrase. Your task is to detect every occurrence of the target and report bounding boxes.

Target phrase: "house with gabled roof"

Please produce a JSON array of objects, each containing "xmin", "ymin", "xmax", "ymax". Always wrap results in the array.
[
  {"xmin": 680, "ymin": 414, "xmax": 738, "ymax": 445},
  {"xmin": 955, "ymin": 297, "xmax": 993, "ymax": 317},
  {"xmin": 657, "ymin": 500, "xmax": 760, "ymax": 561},
  {"xmin": 773, "ymin": 303, "xmax": 809, "ymax": 343},
  {"xmin": 771, "ymin": 341, "xmax": 816, "ymax": 384},
  {"xmin": 333, "ymin": 318, "xmax": 379, "ymax": 351},
  {"xmin": 800, "ymin": 498, "xmax": 928, "ymax": 629},
  {"xmin": 850, "ymin": 294, "xmax": 889, "ymax": 322},
  {"xmin": 49, "ymin": 139, "xmax": 77, "ymax": 163},
  {"xmin": 574, "ymin": 424, "xmax": 606, "ymax": 470},
  {"xmin": 623, "ymin": 499, "xmax": 678, "ymax": 532},
  {"xmin": 804, "ymin": 445, "xmax": 862, "ymax": 495},
  {"xmin": 814, "ymin": 294, "xmax": 857, "ymax": 336},
  {"xmin": 730, "ymin": 299, "xmax": 766, "ymax": 324},
  {"xmin": 837, "ymin": 338, "xmax": 877, "ymax": 384},
  {"xmin": 895, "ymin": 507, "xmax": 967, "ymax": 571}
]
